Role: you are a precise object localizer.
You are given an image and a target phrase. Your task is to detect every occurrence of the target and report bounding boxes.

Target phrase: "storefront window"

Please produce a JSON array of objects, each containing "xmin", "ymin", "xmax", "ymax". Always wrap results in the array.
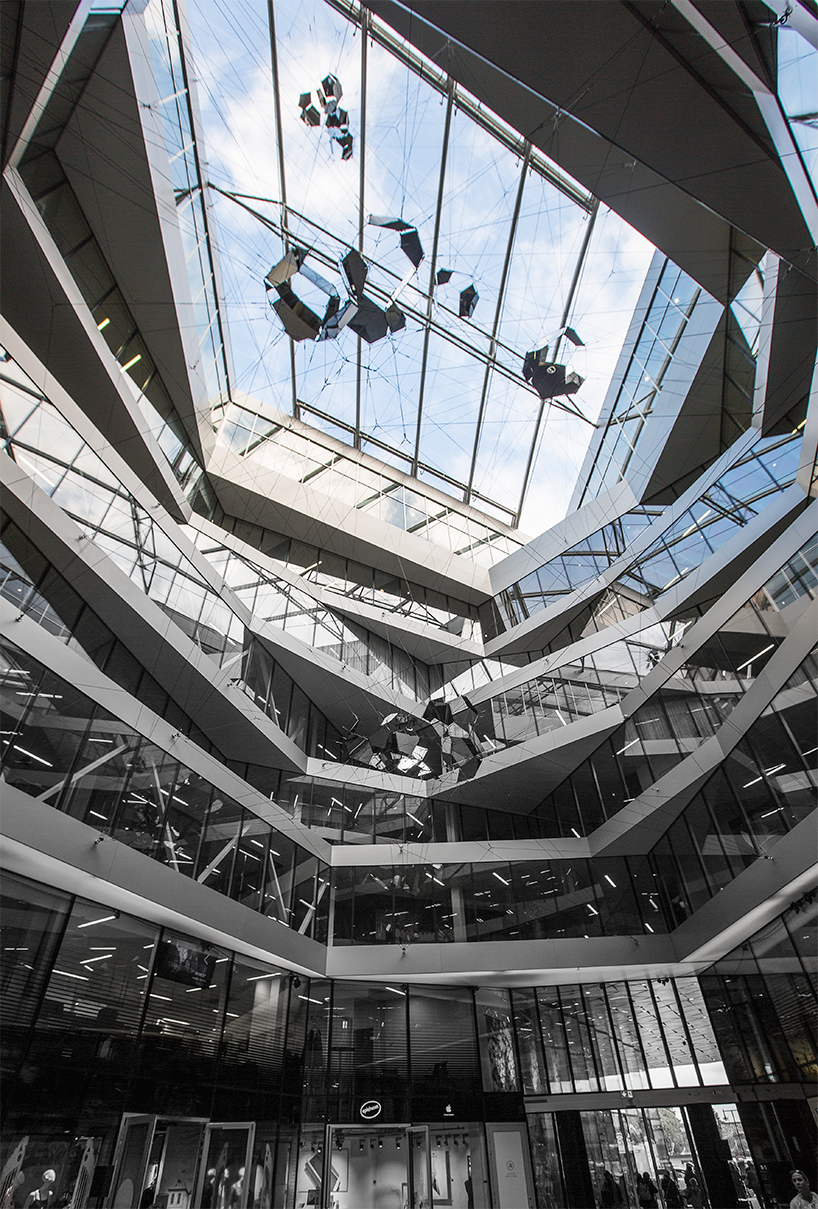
[
  {"xmin": 0, "ymin": 873, "xmax": 70, "ymax": 1088},
  {"xmin": 198, "ymin": 1124, "xmax": 254, "ymax": 1209},
  {"xmin": 290, "ymin": 1123, "xmax": 325, "ymax": 1208},
  {"xmin": 535, "ymin": 990, "xmax": 573, "ymax": 1093},
  {"xmin": 644, "ymin": 1106, "xmax": 695, "ymax": 1198},
  {"xmin": 213, "ymin": 958, "xmax": 289, "ymax": 1121},
  {"xmin": 475, "ymin": 988, "xmax": 519, "ymax": 1093},
  {"xmin": 713, "ymin": 1105, "xmax": 757, "ymax": 1205},
  {"xmin": 510, "ymin": 989, "xmax": 547, "ymax": 1094},
  {"xmin": 2, "ymin": 897, "xmax": 159, "ymax": 1209},
  {"xmin": 408, "ymin": 986, "xmax": 480, "ymax": 1109},
  {"xmin": 581, "ymin": 1110, "xmax": 636, "ymax": 1208},
  {"xmin": 606, "ymin": 983, "xmax": 650, "ymax": 1091},
  {"xmin": 136, "ymin": 928, "xmax": 230, "ymax": 1115},
  {"xmin": 329, "ymin": 982, "xmax": 408, "ymax": 1110},
  {"xmin": 528, "ymin": 1113, "xmax": 566, "ymax": 1209}
]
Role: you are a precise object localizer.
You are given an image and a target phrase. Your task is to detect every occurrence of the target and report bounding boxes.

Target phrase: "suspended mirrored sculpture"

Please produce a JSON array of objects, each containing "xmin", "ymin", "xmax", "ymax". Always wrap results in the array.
[
  {"xmin": 298, "ymin": 92, "xmax": 322, "ymax": 126},
  {"xmin": 345, "ymin": 295, "xmax": 389, "ymax": 344},
  {"xmin": 459, "ymin": 284, "xmax": 478, "ymax": 318},
  {"xmin": 368, "ymin": 215, "xmax": 425, "ymax": 269},
  {"xmin": 271, "ymin": 283, "xmax": 322, "ymax": 341},
  {"xmin": 341, "ymin": 248, "xmax": 368, "ymax": 298},
  {"xmin": 523, "ymin": 347, "xmax": 584, "ymax": 399},
  {"xmin": 299, "ymin": 74, "xmax": 353, "ymax": 158},
  {"xmin": 435, "ymin": 268, "xmax": 478, "ymax": 319},
  {"xmin": 321, "ymin": 73, "xmax": 343, "ymax": 111},
  {"xmin": 385, "ymin": 302, "xmax": 406, "ymax": 332},
  {"xmin": 333, "ymin": 132, "xmax": 353, "ymax": 160},
  {"xmin": 265, "ymin": 247, "xmax": 341, "ymax": 341}
]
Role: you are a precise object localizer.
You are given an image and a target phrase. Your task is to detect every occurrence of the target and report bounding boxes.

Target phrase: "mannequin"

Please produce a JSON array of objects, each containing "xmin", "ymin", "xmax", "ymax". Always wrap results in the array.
[{"xmin": 23, "ymin": 1171, "xmax": 55, "ymax": 1209}]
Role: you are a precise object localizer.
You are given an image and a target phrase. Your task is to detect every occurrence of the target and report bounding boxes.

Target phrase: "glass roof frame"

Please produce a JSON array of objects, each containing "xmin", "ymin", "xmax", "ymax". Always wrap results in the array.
[
  {"xmin": 216, "ymin": 397, "xmax": 527, "ymax": 563},
  {"xmin": 209, "ymin": 0, "xmax": 600, "ymax": 525},
  {"xmin": 208, "ymin": 179, "xmax": 595, "ymax": 524},
  {"xmin": 183, "ymin": 0, "xmax": 655, "ymax": 531}
]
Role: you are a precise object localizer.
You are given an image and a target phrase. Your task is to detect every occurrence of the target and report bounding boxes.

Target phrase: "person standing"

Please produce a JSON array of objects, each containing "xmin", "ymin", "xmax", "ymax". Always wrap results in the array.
[
  {"xmin": 661, "ymin": 1171, "xmax": 683, "ymax": 1209},
  {"xmin": 790, "ymin": 1171, "xmax": 818, "ymax": 1209},
  {"xmin": 743, "ymin": 1162, "xmax": 763, "ymax": 1209},
  {"xmin": 601, "ymin": 1170, "xmax": 623, "ymax": 1208},
  {"xmin": 686, "ymin": 1177, "xmax": 704, "ymax": 1209},
  {"xmin": 638, "ymin": 1172, "xmax": 658, "ymax": 1209}
]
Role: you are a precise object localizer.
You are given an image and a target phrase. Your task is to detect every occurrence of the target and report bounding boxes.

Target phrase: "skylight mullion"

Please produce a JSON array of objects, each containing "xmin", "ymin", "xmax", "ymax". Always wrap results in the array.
[
  {"xmin": 214, "ymin": 188, "xmax": 590, "ymax": 423},
  {"xmin": 413, "ymin": 75, "xmax": 456, "ymax": 477},
  {"xmin": 266, "ymin": 0, "xmax": 288, "ymax": 242},
  {"xmin": 323, "ymin": 0, "xmax": 595, "ymax": 213},
  {"xmin": 265, "ymin": 0, "xmax": 297, "ymax": 419},
  {"xmin": 354, "ymin": 8, "xmax": 368, "ymax": 450},
  {"xmin": 514, "ymin": 198, "xmax": 601, "ymax": 525},
  {"xmin": 465, "ymin": 143, "xmax": 532, "ymax": 506}
]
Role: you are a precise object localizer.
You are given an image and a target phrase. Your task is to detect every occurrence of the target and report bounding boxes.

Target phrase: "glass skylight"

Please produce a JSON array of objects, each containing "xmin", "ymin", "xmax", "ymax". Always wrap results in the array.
[{"xmin": 183, "ymin": 0, "xmax": 655, "ymax": 532}]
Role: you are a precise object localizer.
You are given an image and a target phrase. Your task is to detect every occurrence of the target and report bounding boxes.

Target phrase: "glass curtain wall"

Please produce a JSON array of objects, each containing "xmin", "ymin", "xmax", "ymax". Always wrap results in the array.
[
  {"xmin": 2, "ymin": 873, "xmax": 816, "ymax": 1208},
  {"xmin": 0, "ymin": 635, "xmax": 330, "ymax": 940}
]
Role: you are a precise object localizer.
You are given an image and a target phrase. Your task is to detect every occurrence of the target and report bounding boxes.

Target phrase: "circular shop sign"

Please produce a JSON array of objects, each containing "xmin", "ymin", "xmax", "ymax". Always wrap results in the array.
[{"xmin": 359, "ymin": 1100, "xmax": 382, "ymax": 1120}]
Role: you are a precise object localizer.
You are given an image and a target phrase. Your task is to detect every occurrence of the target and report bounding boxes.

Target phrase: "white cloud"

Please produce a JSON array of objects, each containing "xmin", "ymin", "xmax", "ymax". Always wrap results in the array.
[{"xmin": 184, "ymin": 0, "xmax": 655, "ymax": 545}]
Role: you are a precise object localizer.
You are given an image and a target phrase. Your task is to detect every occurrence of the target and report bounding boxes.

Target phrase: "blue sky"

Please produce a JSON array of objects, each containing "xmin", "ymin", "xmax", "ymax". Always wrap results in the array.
[{"xmin": 180, "ymin": 0, "xmax": 656, "ymax": 534}]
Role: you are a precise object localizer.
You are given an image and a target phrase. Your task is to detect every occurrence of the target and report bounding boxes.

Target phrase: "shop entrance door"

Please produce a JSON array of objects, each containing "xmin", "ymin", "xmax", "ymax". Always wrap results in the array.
[
  {"xmin": 409, "ymin": 1127, "xmax": 432, "ymax": 1209},
  {"xmin": 193, "ymin": 1122, "xmax": 256, "ymax": 1208},
  {"xmin": 107, "ymin": 1115, "xmax": 207, "ymax": 1209},
  {"xmin": 321, "ymin": 1125, "xmax": 431, "ymax": 1209}
]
